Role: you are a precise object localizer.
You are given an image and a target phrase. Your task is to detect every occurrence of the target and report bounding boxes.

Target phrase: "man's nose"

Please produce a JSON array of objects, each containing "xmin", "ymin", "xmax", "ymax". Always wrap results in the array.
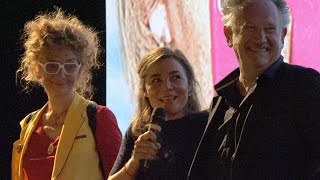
[{"xmin": 254, "ymin": 29, "xmax": 267, "ymax": 42}]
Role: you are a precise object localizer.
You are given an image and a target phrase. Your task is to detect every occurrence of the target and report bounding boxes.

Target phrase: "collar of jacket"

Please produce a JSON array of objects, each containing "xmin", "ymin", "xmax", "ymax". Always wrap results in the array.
[{"xmin": 214, "ymin": 56, "xmax": 284, "ymax": 105}]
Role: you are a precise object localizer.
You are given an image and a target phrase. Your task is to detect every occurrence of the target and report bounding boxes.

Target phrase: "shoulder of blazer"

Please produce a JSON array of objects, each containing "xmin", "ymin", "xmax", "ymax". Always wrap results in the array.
[{"xmin": 24, "ymin": 103, "xmax": 98, "ymax": 133}]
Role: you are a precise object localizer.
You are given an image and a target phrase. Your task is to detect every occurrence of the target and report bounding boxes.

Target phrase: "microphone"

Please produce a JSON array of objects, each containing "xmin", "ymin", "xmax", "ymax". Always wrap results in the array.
[{"xmin": 141, "ymin": 108, "xmax": 165, "ymax": 171}]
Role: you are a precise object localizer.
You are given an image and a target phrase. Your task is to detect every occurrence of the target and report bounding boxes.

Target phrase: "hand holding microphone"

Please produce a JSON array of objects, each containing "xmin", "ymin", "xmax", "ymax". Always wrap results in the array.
[
  {"xmin": 127, "ymin": 108, "xmax": 165, "ymax": 175},
  {"xmin": 140, "ymin": 108, "xmax": 165, "ymax": 171}
]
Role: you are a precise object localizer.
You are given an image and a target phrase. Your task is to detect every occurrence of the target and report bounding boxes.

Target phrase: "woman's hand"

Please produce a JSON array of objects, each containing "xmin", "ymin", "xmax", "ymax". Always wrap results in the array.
[
  {"xmin": 108, "ymin": 130, "xmax": 162, "ymax": 179},
  {"xmin": 127, "ymin": 130, "xmax": 161, "ymax": 172}
]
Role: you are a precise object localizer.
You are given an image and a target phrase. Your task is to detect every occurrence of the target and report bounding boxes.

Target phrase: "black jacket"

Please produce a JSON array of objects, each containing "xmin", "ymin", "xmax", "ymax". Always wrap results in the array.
[{"xmin": 189, "ymin": 57, "xmax": 320, "ymax": 180}]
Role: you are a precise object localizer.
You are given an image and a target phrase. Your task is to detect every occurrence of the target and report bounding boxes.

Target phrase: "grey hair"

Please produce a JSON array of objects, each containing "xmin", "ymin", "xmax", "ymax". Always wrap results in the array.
[{"xmin": 221, "ymin": 0, "xmax": 291, "ymax": 30}]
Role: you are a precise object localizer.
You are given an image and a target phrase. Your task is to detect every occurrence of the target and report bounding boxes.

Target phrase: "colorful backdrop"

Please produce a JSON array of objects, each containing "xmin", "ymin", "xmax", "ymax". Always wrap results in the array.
[{"xmin": 107, "ymin": 0, "xmax": 320, "ymax": 133}]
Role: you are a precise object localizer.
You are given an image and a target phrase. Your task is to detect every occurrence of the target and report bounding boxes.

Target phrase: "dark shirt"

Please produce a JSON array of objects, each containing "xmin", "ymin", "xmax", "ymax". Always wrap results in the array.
[
  {"xmin": 110, "ymin": 111, "xmax": 208, "ymax": 180},
  {"xmin": 190, "ymin": 56, "xmax": 320, "ymax": 179}
]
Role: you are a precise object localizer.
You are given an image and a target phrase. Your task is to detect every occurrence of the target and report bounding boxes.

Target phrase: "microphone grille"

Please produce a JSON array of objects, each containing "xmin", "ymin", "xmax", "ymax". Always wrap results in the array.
[
  {"xmin": 151, "ymin": 108, "xmax": 165, "ymax": 117},
  {"xmin": 151, "ymin": 108, "xmax": 165, "ymax": 124}
]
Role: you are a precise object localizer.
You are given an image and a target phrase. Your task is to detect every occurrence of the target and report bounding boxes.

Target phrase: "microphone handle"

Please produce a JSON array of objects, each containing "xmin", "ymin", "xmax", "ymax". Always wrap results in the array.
[{"xmin": 140, "ymin": 124, "xmax": 162, "ymax": 171}]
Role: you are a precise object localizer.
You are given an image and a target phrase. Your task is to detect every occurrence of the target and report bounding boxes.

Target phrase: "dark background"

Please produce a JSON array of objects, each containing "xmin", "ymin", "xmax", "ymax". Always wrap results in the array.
[{"xmin": 0, "ymin": 0, "xmax": 106, "ymax": 179}]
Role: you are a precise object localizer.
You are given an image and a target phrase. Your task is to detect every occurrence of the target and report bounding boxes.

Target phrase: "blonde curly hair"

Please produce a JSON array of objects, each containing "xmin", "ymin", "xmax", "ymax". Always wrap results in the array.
[{"xmin": 16, "ymin": 8, "xmax": 101, "ymax": 99}]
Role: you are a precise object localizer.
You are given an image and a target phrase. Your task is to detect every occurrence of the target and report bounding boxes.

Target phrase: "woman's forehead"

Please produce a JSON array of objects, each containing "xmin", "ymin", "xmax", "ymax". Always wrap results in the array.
[
  {"xmin": 146, "ymin": 58, "xmax": 187, "ymax": 77},
  {"xmin": 38, "ymin": 46, "xmax": 78, "ymax": 62}
]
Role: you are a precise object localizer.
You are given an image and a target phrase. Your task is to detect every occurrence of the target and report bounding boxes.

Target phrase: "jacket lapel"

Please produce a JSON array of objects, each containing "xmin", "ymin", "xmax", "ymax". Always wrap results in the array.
[
  {"xmin": 17, "ymin": 103, "xmax": 48, "ymax": 178},
  {"xmin": 51, "ymin": 93, "xmax": 89, "ymax": 178}
]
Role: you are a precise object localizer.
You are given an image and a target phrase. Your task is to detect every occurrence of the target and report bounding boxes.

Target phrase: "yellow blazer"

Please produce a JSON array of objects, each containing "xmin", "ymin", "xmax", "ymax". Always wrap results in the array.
[{"xmin": 12, "ymin": 93, "xmax": 103, "ymax": 180}]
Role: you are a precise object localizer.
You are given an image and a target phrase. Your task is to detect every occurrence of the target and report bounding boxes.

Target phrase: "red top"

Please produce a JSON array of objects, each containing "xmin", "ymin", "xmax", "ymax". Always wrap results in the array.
[
  {"xmin": 23, "ymin": 119, "xmax": 59, "ymax": 179},
  {"xmin": 95, "ymin": 105, "xmax": 122, "ymax": 176},
  {"xmin": 23, "ymin": 105, "xmax": 122, "ymax": 179}
]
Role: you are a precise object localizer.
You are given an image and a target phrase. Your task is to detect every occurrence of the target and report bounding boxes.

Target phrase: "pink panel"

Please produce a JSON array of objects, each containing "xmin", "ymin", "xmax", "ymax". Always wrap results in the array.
[
  {"xmin": 210, "ymin": 0, "xmax": 237, "ymax": 84},
  {"xmin": 287, "ymin": 0, "xmax": 320, "ymax": 70},
  {"xmin": 210, "ymin": 0, "xmax": 320, "ymax": 84}
]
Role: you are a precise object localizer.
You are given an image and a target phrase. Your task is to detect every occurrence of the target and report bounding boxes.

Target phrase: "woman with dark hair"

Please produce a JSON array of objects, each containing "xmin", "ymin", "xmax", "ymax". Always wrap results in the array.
[{"xmin": 109, "ymin": 47, "xmax": 208, "ymax": 179}]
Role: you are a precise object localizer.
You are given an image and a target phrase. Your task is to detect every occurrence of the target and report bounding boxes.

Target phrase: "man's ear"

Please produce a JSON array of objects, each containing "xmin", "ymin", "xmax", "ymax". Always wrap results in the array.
[
  {"xmin": 281, "ymin": 27, "xmax": 288, "ymax": 45},
  {"xmin": 224, "ymin": 26, "xmax": 233, "ymax": 47}
]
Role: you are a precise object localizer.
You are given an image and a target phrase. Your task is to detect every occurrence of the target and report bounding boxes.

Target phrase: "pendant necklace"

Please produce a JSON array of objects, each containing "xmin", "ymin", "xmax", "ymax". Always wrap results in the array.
[
  {"xmin": 44, "ymin": 109, "xmax": 67, "ymax": 155},
  {"xmin": 47, "ymin": 143, "xmax": 55, "ymax": 155}
]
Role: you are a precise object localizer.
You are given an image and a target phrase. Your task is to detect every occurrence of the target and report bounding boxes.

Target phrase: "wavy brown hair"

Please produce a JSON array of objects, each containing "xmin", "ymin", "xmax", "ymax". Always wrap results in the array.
[
  {"xmin": 131, "ymin": 47, "xmax": 201, "ymax": 136},
  {"xmin": 16, "ymin": 8, "xmax": 101, "ymax": 99}
]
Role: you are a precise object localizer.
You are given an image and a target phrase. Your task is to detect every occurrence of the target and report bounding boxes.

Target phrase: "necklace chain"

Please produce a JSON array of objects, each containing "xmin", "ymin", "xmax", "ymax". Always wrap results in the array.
[{"xmin": 44, "ymin": 109, "xmax": 68, "ymax": 127}]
